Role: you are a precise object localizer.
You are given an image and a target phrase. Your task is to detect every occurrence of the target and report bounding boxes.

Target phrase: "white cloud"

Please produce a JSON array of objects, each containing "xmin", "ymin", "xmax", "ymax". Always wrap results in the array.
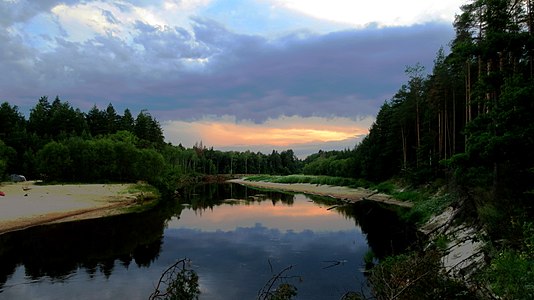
[
  {"xmin": 48, "ymin": 0, "xmax": 213, "ymax": 43},
  {"xmin": 268, "ymin": 0, "xmax": 464, "ymax": 27}
]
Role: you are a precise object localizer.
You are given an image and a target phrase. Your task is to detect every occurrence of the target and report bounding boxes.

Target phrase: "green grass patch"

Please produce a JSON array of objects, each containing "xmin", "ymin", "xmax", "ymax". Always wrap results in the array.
[
  {"xmin": 245, "ymin": 175, "xmax": 370, "ymax": 189},
  {"xmin": 124, "ymin": 183, "xmax": 159, "ymax": 196},
  {"xmin": 434, "ymin": 235, "xmax": 450, "ymax": 251},
  {"xmin": 393, "ymin": 190, "xmax": 426, "ymax": 202},
  {"xmin": 400, "ymin": 193, "xmax": 455, "ymax": 225},
  {"xmin": 482, "ymin": 250, "xmax": 534, "ymax": 299},
  {"xmin": 374, "ymin": 181, "xmax": 397, "ymax": 194}
]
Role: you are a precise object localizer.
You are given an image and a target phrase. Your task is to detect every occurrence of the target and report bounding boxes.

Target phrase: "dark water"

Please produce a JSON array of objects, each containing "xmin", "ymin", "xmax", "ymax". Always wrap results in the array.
[{"xmin": 0, "ymin": 183, "xmax": 417, "ymax": 299}]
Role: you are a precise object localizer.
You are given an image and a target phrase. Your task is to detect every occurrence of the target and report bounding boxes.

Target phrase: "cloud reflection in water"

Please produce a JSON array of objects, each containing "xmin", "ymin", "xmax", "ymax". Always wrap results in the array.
[{"xmin": 162, "ymin": 195, "xmax": 369, "ymax": 299}]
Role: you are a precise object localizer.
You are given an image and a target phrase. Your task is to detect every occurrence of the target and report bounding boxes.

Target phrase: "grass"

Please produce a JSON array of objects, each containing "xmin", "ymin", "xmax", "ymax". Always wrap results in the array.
[
  {"xmin": 245, "ymin": 174, "xmax": 371, "ymax": 189},
  {"xmin": 124, "ymin": 182, "xmax": 159, "ymax": 197},
  {"xmin": 120, "ymin": 182, "xmax": 161, "ymax": 213},
  {"xmin": 397, "ymin": 192, "xmax": 455, "ymax": 225},
  {"xmin": 434, "ymin": 235, "xmax": 450, "ymax": 251}
]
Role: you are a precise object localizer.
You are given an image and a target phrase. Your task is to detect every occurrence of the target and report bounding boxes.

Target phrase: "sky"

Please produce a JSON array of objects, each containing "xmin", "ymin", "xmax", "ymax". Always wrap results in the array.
[{"xmin": 0, "ymin": 0, "xmax": 464, "ymax": 158}]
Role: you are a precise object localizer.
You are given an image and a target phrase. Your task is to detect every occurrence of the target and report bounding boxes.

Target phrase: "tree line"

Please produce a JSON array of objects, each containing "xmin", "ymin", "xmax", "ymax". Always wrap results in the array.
[{"xmin": 0, "ymin": 96, "xmax": 299, "ymax": 187}]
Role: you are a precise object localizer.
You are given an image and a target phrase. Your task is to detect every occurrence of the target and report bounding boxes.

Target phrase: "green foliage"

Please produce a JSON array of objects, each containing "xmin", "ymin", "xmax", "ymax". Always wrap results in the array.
[
  {"xmin": 400, "ymin": 193, "xmax": 453, "ymax": 225},
  {"xmin": 369, "ymin": 250, "xmax": 477, "ymax": 299},
  {"xmin": 149, "ymin": 259, "xmax": 200, "ymax": 300},
  {"xmin": 257, "ymin": 265, "xmax": 299, "ymax": 300},
  {"xmin": 134, "ymin": 110, "xmax": 165, "ymax": 149},
  {"xmin": 266, "ymin": 283, "xmax": 297, "ymax": 300},
  {"xmin": 125, "ymin": 183, "xmax": 160, "ymax": 196},
  {"xmin": 392, "ymin": 190, "xmax": 426, "ymax": 202},
  {"xmin": 2, "ymin": 96, "xmax": 310, "ymax": 183},
  {"xmin": 302, "ymin": 149, "xmax": 357, "ymax": 178},
  {"xmin": 476, "ymin": 201, "xmax": 505, "ymax": 236},
  {"xmin": 36, "ymin": 141, "xmax": 72, "ymax": 181},
  {"xmin": 245, "ymin": 175, "xmax": 369, "ymax": 189},
  {"xmin": 0, "ymin": 159, "xmax": 6, "ymax": 181},
  {"xmin": 0, "ymin": 139, "xmax": 16, "ymax": 179},
  {"xmin": 483, "ymin": 250, "xmax": 534, "ymax": 300},
  {"xmin": 374, "ymin": 181, "xmax": 397, "ymax": 194},
  {"xmin": 434, "ymin": 235, "xmax": 449, "ymax": 251},
  {"xmin": 363, "ymin": 250, "xmax": 376, "ymax": 266}
]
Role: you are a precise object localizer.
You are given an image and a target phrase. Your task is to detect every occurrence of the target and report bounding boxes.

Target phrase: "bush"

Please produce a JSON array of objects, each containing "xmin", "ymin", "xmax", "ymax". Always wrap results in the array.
[
  {"xmin": 149, "ymin": 259, "xmax": 200, "ymax": 300},
  {"xmin": 374, "ymin": 181, "xmax": 397, "ymax": 194},
  {"xmin": 483, "ymin": 250, "xmax": 534, "ymax": 299},
  {"xmin": 400, "ymin": 193, "xmax": 454, "ymax": 225},
  {"xmin": 368, "ymin": 250, "xmax": 477, "ymax": 299}
]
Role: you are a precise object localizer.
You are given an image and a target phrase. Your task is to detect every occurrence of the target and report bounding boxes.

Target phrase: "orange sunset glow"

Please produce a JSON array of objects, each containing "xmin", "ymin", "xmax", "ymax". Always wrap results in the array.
[
  {"xmin": 167, "ymin": 195, "xmax": 356, "ymax": 232},
  {"xmin": 163, "ymin": 115, "xmax": 373, "ymax": 150},
  {"xmin": 200, "ymin": 123, "xmax": 359, "ymax": 146}
]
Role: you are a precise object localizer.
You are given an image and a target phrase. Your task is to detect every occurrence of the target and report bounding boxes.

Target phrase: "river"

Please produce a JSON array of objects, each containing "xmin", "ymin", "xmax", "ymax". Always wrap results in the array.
[{"xmin": 0, "ymin": 183, "xmax": 416, "ymax": 299}]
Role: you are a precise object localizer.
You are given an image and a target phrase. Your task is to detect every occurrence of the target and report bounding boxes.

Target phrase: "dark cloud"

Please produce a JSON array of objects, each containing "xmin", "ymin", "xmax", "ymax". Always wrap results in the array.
[
  {"xmin": 150, "ymin": 22, "xmax": 454, "ymax": 121},
  {"xmin": 133, "ymin": 21, "xmax": 211, "ymax": 60},
  {"xmin": 0, "ymin": 3, "xmax": 454, "ymax": 122},
  {"xmin": 101, "ymin": 9, "xmax": 119, "ymax": 25}
]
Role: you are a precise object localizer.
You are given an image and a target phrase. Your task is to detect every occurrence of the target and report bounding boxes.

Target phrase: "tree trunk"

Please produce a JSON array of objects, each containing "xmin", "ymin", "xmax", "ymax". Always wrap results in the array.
[{"xmin": 401, "ymin": 127, "xmax": 407, "ymax": 170}]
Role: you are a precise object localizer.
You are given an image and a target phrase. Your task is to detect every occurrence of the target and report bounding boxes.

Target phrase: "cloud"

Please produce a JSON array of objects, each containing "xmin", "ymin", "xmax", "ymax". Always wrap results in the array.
[
  {"xmin": 0, "ymin": 0, "xmax": 456, "ymax": 153},
  {"xmin": 0, "ymin": 0, "xmax": 81, "ymax": 27},
  {"xmin": 150, "ymin": 22, "xmax": 453, "ymax": 122},
  {"xmin": 268, "ymin": 0, "xmax": 464, "ymax": 27}
]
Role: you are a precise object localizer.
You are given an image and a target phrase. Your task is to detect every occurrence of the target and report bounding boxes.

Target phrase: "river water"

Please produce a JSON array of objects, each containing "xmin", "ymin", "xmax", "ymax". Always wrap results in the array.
[{"xmin": 0, "ymin": 183, "xmax": 416, "ymax": 299}]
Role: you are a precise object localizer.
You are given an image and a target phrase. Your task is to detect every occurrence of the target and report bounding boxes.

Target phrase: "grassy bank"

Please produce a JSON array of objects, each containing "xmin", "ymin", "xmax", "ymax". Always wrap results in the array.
[{"xmin": 245, "ymin": 174, "xmax": 370, "ymax": 189}]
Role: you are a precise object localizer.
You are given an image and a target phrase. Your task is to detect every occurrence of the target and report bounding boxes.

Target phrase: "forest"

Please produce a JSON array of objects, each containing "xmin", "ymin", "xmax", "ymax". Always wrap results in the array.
[
  {"xmin": 0, "ymin": 96, "xmax": 300, "ymax": 190},
  {"xmin": 320, "ymin": 0, "xmax": 534, "ymax": 243}
]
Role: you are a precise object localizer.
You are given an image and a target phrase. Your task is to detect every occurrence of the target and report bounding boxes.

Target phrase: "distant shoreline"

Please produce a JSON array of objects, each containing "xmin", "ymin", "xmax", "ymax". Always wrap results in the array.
[{"xmin": 228, "ymin": 178, "xmax": 413, "ymax": 208}]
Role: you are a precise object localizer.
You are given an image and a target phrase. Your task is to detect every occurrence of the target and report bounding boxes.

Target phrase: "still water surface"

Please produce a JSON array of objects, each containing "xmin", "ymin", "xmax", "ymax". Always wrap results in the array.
[{"xmin": 0, "ymin": 183, "xmax": 415, "ymax": 299}]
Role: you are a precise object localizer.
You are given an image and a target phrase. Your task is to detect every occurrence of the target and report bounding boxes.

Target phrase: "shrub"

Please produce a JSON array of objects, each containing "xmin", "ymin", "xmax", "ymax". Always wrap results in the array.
[
  {"xmin": 149, "ymin": 259, "xmax": 200, "ymax": 300},
  {"xmin": 483, "ymin": 250, "xmax": 534, "ymax": 300},
  {"xmin": 368, "ymin": 250, "xmax": 477, "ymax": 299}
]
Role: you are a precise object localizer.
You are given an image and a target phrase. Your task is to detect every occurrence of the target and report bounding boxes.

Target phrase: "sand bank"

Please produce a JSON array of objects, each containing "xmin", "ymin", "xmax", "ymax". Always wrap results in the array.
[
  {"xmin": 229, "ymin": 179, "xmax": 413, "ymax": 208},
  {"xmin": 0, "ymin": 181, "xmax": 147, "ymax": 234}
]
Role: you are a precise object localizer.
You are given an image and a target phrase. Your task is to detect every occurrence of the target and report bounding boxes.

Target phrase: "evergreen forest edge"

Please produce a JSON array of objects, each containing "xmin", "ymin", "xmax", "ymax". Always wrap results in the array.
[{"xmin": 2, "ymin": 0, "xmax": 534, "ymax": 298}]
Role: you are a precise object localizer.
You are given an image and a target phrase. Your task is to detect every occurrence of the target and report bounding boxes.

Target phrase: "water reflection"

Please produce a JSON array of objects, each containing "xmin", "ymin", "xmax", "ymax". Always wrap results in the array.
[
  {"xmin": 177, "ymin": 183, "xmax": 296, "ymax": 210},
  {"xmin": 0, "ymin": 183, "xmax": 417, "ymax": 299},
  {"xmin": 337, "ymin": 201, "xmax": 420, "ymax": 259},
  {"xmin": 0, "ymin": 204, "xmax": 174, "ymax": 291},
  {"xmin": 163, "ymin": 223, "xmax": 368, "ymax": 299},
  {"xmin": 169, "ymin": 194, "xmax": 355, "ymax": 232}
]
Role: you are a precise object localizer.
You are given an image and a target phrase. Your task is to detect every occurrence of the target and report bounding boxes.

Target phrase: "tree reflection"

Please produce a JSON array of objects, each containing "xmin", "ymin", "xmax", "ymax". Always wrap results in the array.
[
  {"xmin": 336, "ymin": 201, "xmax": 420, "ymax": 259},
  {"xmin": 0, "ymin": 205, "xmax": 171, "ymax": 289},
  {"xmin": 178, "ymin": 183, "xmax": 296, "ymax": 211}
]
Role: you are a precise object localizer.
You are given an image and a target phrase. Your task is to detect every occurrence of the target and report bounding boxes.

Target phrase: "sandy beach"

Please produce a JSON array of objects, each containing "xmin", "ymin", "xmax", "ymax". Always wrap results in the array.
[
  {"xmin": 0, "ymin": 181, "xmax": 147, "ymax": 234},
  {"xmin": 229, "ymin": 178, "xmax": 413, "ymax": 208}
]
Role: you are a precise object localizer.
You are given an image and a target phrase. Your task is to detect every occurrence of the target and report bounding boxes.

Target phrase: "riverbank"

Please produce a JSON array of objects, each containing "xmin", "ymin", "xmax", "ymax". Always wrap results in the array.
[
  {"xmin": 229, "ymin": 178, "xmax": 413, "ymax": 207},
  {"xmin": 0, "ymin": 181, "xmax": 155, "ymax": 234}
]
